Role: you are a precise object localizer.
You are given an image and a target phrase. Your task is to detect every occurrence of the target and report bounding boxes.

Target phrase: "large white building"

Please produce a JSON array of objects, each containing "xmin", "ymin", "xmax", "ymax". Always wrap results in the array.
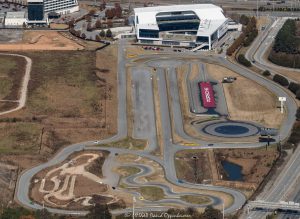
[
  {"xmin": 134, "ymin": 4, "xmax": 228, "ymax": 50},
  {"xmin": 4, "ymin": 11, "xmax": 26, "ymax": 26},
  {"xmin": 43, "ymin": 0, "xmax": 79, "ymax": 15}
]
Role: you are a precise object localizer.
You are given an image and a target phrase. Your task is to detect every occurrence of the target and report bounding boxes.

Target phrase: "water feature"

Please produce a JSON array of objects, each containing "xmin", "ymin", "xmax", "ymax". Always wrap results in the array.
[
  {"xmin": 215, "ymin": 125, "xmax": 250, "ymax": 135},
  {"xmin": 221, "ymin": 160, "xmax": 243, "ymax": 181}
]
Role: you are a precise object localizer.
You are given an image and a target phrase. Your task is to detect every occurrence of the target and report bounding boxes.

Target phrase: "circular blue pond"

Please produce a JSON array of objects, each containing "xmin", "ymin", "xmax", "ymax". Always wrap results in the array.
[{"xmin": 214, "ymin": 125, "xmax": 250, "ymax": 135}]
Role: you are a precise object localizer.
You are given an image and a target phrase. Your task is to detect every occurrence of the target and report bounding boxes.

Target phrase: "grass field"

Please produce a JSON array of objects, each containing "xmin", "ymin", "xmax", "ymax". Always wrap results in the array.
[
  {"xmin": 140, "ymin": 186, "xmax": 165, "ymax": 201},
  {"xmin": 0, "ymin": 49, "xmax": 117, "ymax": 156},
  {"xmin": 180, "ymin": 195, "xmax": 211, "ymax": 205},
  {"xmin": 0, "ymin": 122, "xmax": 41, "ymax": 154},
  {"xmin": 0, "ymin": 55, "xmax": 26, "ymax": 101},
  {"xmin": 206, "ymin": 63, "xmax": 284, "ymax": 128},
  {"xmin": 117, "ymin": 166, "xmax": 141, "ymax": 177}
]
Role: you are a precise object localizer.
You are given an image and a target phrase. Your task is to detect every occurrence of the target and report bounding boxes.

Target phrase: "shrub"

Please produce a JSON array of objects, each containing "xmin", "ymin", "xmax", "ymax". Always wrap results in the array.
[
  {"xmin": 81, "ymin": 33, "xmax": 86, "ymax": 39},
  {"xmin": 288, "ymin": 82, "xmax": 300, "ymax": 94},
  {"xmin": 237, "ymin": 54, "xmax": 252, "ymax": 67},
  {"xmin": 100, "ymin": 29, "xmax": 105, "ymax": 37},
  {"xmin": 263, "ymin": 70, "xmax": 271, "ymax": 76},
  {"xmin": 273, "ymin": 74, "xmax": 289, "ymax": 87},
  {"xmin": 296, "ymin": 89, "xmax": 300, "ymax": 100},
  {"xmin": 106, "ymin": 29, "xmax": 112, "ymax": 38},
  {"xmin": 296, "ymin": 108, "xmax": 300, "ymax": 120}
]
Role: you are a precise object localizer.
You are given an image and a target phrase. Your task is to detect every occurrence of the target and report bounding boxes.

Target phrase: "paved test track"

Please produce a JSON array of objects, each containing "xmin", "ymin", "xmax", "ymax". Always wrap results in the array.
[{"xmin": 15, "ymin": 39, "xmax": 297, "ymax": 216}]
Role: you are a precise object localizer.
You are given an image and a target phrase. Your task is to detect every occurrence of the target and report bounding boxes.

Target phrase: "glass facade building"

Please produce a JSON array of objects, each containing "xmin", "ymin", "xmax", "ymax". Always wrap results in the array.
[{"xmin": 28, "ymin": 1, "xmax": 44, "ymax": 21}]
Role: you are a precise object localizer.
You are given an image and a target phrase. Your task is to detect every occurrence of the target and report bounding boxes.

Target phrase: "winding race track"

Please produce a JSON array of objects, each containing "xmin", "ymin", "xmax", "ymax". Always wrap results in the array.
[{"xmin": 14, "ymin": 40, "xmax": 297, "ymax": 216}]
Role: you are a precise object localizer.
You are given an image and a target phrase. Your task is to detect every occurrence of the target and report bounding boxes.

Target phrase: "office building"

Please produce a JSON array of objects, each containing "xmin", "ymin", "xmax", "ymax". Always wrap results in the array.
[{"xmin": 134, "ymin": 4, "xmax": 228, "ymax": 50}]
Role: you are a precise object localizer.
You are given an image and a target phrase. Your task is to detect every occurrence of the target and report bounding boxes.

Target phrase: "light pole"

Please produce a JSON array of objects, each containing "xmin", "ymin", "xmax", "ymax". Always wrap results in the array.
[
  {"xmin": 256, "ymin": 0, "xmax": 259, "ymax": 18},
  {"xmin": 132, "ymin": 196, "xmax": 136, "ymax": 219},
  {"xmin": 222, "ymin": 202, "xmax": 224, "ymax": 219}
]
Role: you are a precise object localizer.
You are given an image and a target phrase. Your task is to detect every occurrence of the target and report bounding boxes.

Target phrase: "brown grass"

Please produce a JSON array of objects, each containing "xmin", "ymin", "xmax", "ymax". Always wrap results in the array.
[
  {"xmin": 206, "ymin": 63, "xmax": 284, "ymax": 128},
  {"xmin": 215, "ymin": 146, "xmax": 279, "ymax": 185}
]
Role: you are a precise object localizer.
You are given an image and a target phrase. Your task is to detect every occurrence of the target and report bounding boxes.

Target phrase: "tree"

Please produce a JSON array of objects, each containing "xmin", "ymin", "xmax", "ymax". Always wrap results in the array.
[
  {"xmin": 200, "ymin": 206, "xmax": 222, "ymax": 219},
  {"xmin": 81, "ymin": 33, "xmax": 86, "ymax": 39},
  {"xmin": 240, "ymin": 14, "xmax": 250, "ymax": 25},
  {"xmin": 273, "ymin": 74, "xmax": 289, "ymax": 87},
  {"xmin": 107, "ymin": 19, "xmax": 113, "ymax": 28},
  {"xmin": 88, "ymin": 9, "xmax": 96, "ymax": 16},
  {"xmin": 95, "ymin": 19, "xmax": 102, "ymax": 29},
  {"xmin": 85, "ymin": 15, "xmax": 92, "ymax": 22},
  {"xmin": 115, "ymin": 3, "xmax": 122, "ymax": 18},
  {"xmin": 34, "ymin": 209, "xmax": 53, "ymax": 219},
  {"xmin": 105, "ymin": 8, "xmax": 115, "ymax": 19},
  {"xmin": 262, "ymin": 70, "xmax": 271, "ymax": 77},
  {"xmin": 87, "ymin": 22, "xmax": 92, "ymax": 31},
  {"xmin": 237, "ymin": 54, "xmax": 252, "ymax": 67},
  {"xmin": 1, "ymin": 207, "xmax": 32, "ymax": 219},
  {"xmin": 68, "ymin": 19, "xmax": 75, "ymax": 28},
  {"xmin": 100, "ymin": 0, "xmax": 106, "ymax": 11},
  {"xmin": 288, "ymin": 82, "xmax": 300, "ymax": 94},
  {"xmin": 106, "ymin": 29, "xmax": 112, "ymax": 38},
  {"xmin": 86, "ymin": 204, "xmax": 111, "ymax": 219},
  {"xmin": 100, "ymin": 29, "xmax": 105, "ymax": 37},
  {"xmin": 95, "ymin": 35, "xmax": 101, "ymax": 41},
  {"xmin": 296, "ymin": 89, "xmax": 300, "ymax": 100},
  {"xmin": 296, "ymin": 108, "xmax": 300, "ymax": 120}
]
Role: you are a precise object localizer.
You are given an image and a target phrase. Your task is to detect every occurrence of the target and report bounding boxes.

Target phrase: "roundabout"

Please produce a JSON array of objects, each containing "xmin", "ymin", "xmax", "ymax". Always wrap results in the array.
[{"xmin": 202, "ymin": 121, "xmax": 261, "ymax": 138}]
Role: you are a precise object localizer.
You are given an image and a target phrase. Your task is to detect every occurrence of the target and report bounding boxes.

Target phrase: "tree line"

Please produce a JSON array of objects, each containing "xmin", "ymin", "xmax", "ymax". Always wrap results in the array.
[
  {"xmin": 272, "ymin": 19, "xmax": 300, "ymax": 54},
  {"xmin": 269, "ymin": 19, "xmax": 300, "ymax": 68},
  {"xmin": 226, "ymin": 15, "xmax": 258, "ymax": 56}
]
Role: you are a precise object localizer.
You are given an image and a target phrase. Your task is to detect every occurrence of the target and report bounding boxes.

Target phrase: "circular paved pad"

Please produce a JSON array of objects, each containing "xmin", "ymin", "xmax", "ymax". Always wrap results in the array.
[{"xmin": 203, "ymin": 121, "xmax": 260, "ymax": 138}]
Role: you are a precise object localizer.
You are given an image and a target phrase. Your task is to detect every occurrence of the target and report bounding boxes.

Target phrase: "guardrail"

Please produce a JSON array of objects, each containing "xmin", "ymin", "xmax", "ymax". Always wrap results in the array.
[{"xmin": 248, "ymin": 200, "xmax": 300, "ymax": 211}]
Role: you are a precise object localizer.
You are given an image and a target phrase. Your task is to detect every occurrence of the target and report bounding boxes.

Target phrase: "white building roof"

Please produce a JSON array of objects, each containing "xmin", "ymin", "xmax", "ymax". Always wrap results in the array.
[
  {"xmin": 6, "ymin": 11, "xmax": 26, "ymax": 19},
  {"xmin": 134, "ymin": 4, "xmax": 227, "ymax": 36},
  {"xmin": 28, "ymin": 0, "xmax": 43, "ymax": 2}
]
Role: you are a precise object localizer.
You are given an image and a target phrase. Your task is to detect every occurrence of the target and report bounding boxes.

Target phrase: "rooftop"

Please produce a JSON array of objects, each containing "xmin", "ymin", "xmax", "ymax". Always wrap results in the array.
[
  {"xmin": 134, "ymin": 4, "xmax": 221, "ymax": 13},
  {"xmin": 6, "ymin": 11, "xmax": 26, "ymax": 19}
]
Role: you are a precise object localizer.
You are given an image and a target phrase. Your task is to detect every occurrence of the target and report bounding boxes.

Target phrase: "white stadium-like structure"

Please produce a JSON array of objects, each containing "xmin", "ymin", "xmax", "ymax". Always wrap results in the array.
[{"xmin": 134, "ymin": 4, "xmax": 228, "ymax": 50}]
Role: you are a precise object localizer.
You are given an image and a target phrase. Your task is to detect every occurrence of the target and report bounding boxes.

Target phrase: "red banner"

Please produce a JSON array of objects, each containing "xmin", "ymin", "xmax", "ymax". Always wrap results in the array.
[{"xmin": 199, "ymin": 82, "xmax": 216, "ymax": 108}]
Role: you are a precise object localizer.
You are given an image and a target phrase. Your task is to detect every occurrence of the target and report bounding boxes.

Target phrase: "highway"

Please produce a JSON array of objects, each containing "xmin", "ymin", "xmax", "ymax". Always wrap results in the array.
[
  {"xmin": 14, "ymin": 37, "xmax": 298, "ymax": 217},
  {"xmin": 242, "ymin": 16, "xmax": 300, "ymax": 219}
]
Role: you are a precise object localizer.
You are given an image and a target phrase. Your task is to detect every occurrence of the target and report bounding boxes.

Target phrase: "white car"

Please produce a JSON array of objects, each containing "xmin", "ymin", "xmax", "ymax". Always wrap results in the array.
[{"xmin": 94, "ymin": 140, "xmax": 100, "ymax": 144}]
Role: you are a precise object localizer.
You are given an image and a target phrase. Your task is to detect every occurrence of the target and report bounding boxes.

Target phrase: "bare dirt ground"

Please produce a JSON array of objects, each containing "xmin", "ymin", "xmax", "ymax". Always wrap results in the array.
[
  {"xmin": 30, "ymin": 150, "xmax": 126, "ymax": 210},
  {"xmin": 0, "ymin": 31, "xmax": 83, "ymax": 51},
  {"xmin": 206, "ymin": 63, "xmax": 284, "ymax": 128}
]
